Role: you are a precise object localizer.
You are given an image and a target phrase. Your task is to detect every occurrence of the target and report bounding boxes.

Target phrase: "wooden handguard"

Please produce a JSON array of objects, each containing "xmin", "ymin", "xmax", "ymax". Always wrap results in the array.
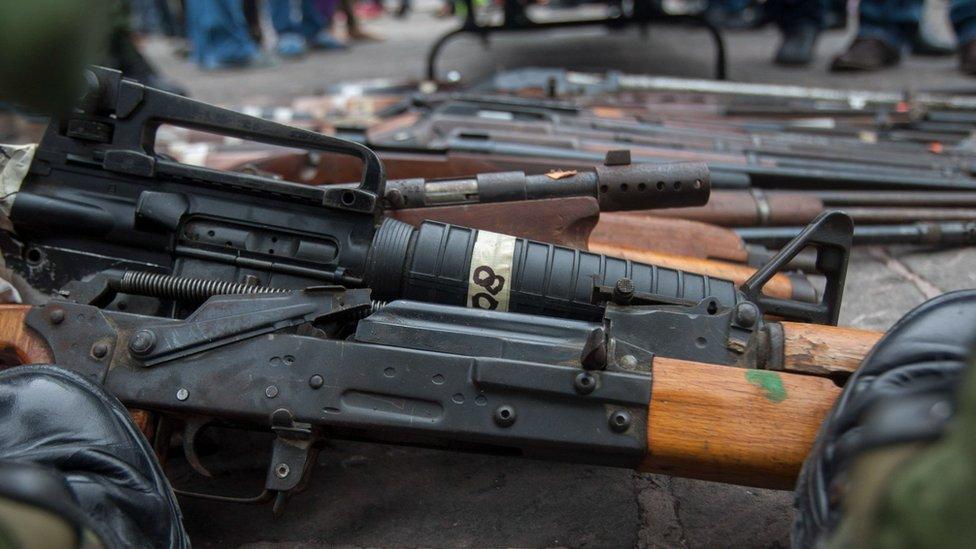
[
  {"xmin": 778, "ymin": 322, "xmax": 882, "ymax": 376},
  {"xmin": 642, "ymin": 357, "xmax": 841, "ymax": 489}
]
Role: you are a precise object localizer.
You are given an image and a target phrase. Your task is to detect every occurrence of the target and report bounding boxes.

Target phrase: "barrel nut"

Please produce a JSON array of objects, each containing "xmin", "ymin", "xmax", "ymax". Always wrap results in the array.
[{"xmin": 128, "ymin": 330, "xmax": 156, "ymax": 356}]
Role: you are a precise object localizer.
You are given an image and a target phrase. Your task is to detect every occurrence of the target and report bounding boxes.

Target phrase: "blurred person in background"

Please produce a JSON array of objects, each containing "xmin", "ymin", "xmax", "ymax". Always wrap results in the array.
[
  {"xmin": 108, "ymin": 0, "xmax": 187, "ymax": 93},
  {"xmin": 706, "ymin": 0, "xmax": 841, "ymax": 66},
  {"xmin": 767, "ymin": 0, "xmax": 828, "ymax": 66},
  {"xmin": 269, "ymin": 0, "xmax": 348, "ymax": 57},
  {"xmin": 185, "ymin": 0, "xmax": 272, "ymax": 69},
  {"xmin": 831, "ymin": 0, "xmax": 976, "ymax": 73},
  {"xmin": 337, "ymin": 0, "xmax": 386, "ymax": 41}
]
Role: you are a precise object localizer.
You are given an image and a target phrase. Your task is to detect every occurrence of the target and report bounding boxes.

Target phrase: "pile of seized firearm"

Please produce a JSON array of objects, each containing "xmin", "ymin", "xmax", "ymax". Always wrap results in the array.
[{"xmin": 0, "ymin": 65, "xmax": 972, "ymax": 515}]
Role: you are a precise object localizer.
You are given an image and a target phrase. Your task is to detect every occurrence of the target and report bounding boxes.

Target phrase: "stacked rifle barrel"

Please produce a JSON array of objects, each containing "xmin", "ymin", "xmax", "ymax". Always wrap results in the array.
[{"xmin": 156, "ymin": 67, "xmax": 976, "ymax": 303}]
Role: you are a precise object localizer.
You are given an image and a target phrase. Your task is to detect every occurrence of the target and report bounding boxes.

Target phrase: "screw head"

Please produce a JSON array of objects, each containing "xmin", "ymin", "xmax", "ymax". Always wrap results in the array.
[
  {"xmin": 48, "ymin": 308, "xmax": 65, "ymax": 325},
  {"xmin": 493, "ymin": 405, "xmax": 517, "ymax": 427},
  {"xmin": 265, "ymin": 385, "xmax": 279, "ymax": 398},
  {"xmin": 309, "ymin": 375, "xmax": 324, "ymax": 389},
  {"xmin": 275, "ymin": 463, "xmax": 290, "ymax": 478},
  {"xmin": 574, "ymin": 371, "xmax": 596, "ymax": 395},
  {"xmin": 176, "ymin": 388, "xmax": 189, "ymax": 401},
  {"xmin": 129, "ymin": 330, "xmax": 156, "ymax": 355},
  {"xmin": 734, "ymin": 302, "xmax": 759, "ymax": 328},
  {"xmin": 91, "ymin": 342, "xmax": 109, "ymax": 359},
  {"xmin": 609, "ymin": 410, "xmax": 632, "ymax": 433}
]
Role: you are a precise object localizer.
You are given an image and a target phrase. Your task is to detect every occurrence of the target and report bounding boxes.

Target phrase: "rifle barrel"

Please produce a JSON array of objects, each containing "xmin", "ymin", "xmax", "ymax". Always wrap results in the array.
[
  {"xmin": 735, "ymin": 221, "xmax": 976, "ymax": 247},
  {"xmin": 337, "ymin": 161, "xmax": 711, "ymax": 211},
  {"xmin": 811, "ymin": 190, "xmax": 976, "ymax": 207}
]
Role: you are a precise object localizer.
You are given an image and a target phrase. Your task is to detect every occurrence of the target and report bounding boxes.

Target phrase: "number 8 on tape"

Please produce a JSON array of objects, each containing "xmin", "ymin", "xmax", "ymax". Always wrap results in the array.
[{"xmin": 467, "ymin": 230, "xmax": 516, "ymax": 312}]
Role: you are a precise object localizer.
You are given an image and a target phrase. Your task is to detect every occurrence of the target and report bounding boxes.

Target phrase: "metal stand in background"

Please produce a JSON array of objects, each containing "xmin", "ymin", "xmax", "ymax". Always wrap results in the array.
[{"xmin": 426, "ymin": 0, "xmax": 727, "ymax": 82}]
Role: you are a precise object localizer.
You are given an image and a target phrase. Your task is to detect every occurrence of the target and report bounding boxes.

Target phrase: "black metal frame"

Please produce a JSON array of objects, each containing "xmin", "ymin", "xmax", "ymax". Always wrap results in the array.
[{"xmin": 426, "ymin": 1, "xmax": 727, "ymax": 82}]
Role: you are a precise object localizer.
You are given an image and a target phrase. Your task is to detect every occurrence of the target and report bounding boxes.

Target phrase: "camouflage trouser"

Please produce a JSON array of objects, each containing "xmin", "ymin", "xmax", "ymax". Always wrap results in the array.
[{"xmin": 829, "ymin": 368, "xmax": 976, "ymax": 549}]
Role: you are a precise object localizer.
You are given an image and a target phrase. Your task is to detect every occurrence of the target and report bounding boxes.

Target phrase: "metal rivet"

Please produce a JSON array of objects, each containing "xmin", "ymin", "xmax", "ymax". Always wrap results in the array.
[
  {"xmin": 609, "ymin": 410, "xmax": 631, "ymax": 433},
  {"xmin": 493, "ymin": 405, "xmax": 517, "ymax": 427},
  {"xmin": 574, "ymin": 371, "xmax": 596, "ymax": 395},
  {"xmin": 91, "ymin": 342, "xmax": 109, "ymax": 359},
  {"xmin": 176, "ymin": 388, "xmax": 189, "ymax": 401},
  {"xmin": 275, "ymin": 463, "xmax": 290, "ymax": 478},
  {"xmin": 620, "ymin": 355, "xmax": 639, "ymax": 369},
  {"xmin": 129, "ymin": 330, "xmax": 156, "ymax": 355},
  {"xmin": 734, "ymin": 302, "xmax": 759, "ymax": 328},
  {"xmin": 265, "ymin": 385, "xmax": 279, "ymax": 398},
  {"xmin": 48, "ymin": 308, "xmax": 65, "ymax": 325},
  {"xmin": 309, "ymin": 375, "xmax": 324, "ymax": 389}
]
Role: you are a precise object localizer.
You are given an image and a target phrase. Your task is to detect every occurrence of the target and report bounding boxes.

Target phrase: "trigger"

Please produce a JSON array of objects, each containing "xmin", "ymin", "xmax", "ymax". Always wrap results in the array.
[{"xmin": 182, "ymin": 419, "xmax": 214, "ymax": 478}]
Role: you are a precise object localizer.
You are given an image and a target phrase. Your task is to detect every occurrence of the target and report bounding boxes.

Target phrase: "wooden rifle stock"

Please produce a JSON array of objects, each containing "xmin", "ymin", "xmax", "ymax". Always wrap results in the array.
[
  {"xmin": 591, "ymin": 214, "xmax": 751, "ymax": 263},
  {"xmin": 0, "ymin": 306, "xmax": 154, "ymax": 436},
  {"xmin": 389, "ymin": 197, "xmax": 599, "ymax": 249},
  {"xmin": 649, "ymin": 190, "xmax": 824, "ymax": 227}
]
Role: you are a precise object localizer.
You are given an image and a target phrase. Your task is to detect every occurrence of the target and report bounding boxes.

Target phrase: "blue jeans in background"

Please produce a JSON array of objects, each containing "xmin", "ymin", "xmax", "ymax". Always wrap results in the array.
[
  {"xmin": 859, "ymin": 0, "xmax": 976, "ymax": 47},
  {"xmin": 185, "ymin": 0, "xmax": 259, "ymax": 69},
  {"xmin": 268, "ymin": 0, "xmax": 327, "ymax": 40}
]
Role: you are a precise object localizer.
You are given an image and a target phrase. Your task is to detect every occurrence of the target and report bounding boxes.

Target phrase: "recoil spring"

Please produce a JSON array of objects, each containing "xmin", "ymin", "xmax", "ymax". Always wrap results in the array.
[
  {"xmin": 118, "ymin": 271, "xmax": 285, "ymax": 302},
  {"xmin": 115, "ymin": 270, "xmax": 386, "ymax": 313}
]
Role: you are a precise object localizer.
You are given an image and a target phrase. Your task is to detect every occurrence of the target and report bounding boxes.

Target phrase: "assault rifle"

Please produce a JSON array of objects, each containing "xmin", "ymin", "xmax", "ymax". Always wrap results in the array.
[
  {"xmin": 0, "ymin": 68, "xmax": 887, "ymax": 515},
  {"xmin": 1, "ymin": 67, "xmax": 741, "ymax": 322},
  {"xmin": 0, "ymin": 276, "xmax": 878, "ymax": 515},
  {"xmin": 199, "ymin": 149, "xmax": 819, "ymax": 301}
]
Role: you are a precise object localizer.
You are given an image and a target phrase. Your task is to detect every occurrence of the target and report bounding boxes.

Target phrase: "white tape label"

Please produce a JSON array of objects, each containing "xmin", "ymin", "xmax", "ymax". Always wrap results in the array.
[{"xmin": 467, "ymin": 230, "xmax": 516, "ymax": 312}]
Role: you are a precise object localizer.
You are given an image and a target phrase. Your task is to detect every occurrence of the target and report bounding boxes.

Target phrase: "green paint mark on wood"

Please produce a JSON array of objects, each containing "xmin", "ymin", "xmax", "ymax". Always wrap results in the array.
[{"xmin": 745, "ymin": 370, "xmax": 787, "ymax": 403}]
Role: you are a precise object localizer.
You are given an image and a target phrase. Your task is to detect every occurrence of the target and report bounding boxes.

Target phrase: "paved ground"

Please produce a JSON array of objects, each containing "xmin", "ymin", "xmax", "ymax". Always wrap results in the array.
[{"xmin": 142, "ymin": 5, "xmax": 976, "ymax": 548}]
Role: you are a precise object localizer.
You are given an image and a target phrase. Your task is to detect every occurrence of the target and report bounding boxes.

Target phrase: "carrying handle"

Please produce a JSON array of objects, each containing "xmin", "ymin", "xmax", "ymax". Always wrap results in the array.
[
  {"xmin": 740, "ymin": 211, "xmax": 853, "ymax": 325},
  {"xmin": 78, "ymin": 66, "xmax": 385, "ymax": 215}
]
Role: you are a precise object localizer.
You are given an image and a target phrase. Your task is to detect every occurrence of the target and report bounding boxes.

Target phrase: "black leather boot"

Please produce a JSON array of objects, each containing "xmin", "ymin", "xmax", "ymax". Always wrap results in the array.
[
  {"xmin": 830, "ymin": 37, "xmax": 902, "ymax": 72},
  {"xmin": 0, "ymin": 365, "xmax": 188, "ymax": 548}
]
